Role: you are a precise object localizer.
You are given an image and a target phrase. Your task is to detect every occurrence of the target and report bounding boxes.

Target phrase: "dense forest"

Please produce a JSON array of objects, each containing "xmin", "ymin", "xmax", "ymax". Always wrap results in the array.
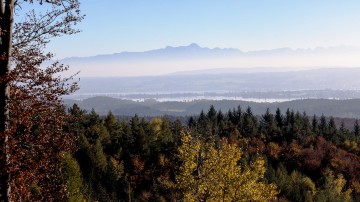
[{"xmin": 63, "ymin": 104, "xmax": 360, "ymax": 201}]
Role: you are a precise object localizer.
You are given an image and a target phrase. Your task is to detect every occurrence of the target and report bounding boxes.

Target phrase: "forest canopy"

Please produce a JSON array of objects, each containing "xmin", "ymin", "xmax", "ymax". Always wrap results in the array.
[{"xmin": 61, "ymin": 104, "xmax": 360, "ymax": 201}]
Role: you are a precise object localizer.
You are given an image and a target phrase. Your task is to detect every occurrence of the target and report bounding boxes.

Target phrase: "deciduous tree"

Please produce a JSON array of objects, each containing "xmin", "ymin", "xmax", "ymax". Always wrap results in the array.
[
  {"xmin": 176, "ymin": 131, "xmax": 278, "ymax": 201},
  {"xmin": 0, "ymin": 0, "xmax": 83, "ymax": 201}
]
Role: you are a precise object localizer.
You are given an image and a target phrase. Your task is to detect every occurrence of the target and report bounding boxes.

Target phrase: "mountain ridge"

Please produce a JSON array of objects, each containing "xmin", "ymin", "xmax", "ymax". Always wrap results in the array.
[
  {"xmin": 61, "ymin": 43, "xmax": 360, "ymax": 60},
  {"xmin": 55, "ymin": 43, "xmax": 360, "ymax": 77}
]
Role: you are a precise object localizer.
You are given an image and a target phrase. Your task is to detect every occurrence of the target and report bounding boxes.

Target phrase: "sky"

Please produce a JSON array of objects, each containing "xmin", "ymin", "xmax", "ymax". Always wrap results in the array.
[{"xmin": 44, "ymin": 0, "xmax": 360, "ymax": 59}]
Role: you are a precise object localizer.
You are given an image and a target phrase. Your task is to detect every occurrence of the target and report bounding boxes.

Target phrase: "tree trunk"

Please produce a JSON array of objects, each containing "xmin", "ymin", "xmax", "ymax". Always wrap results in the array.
[{"xmin": 0, "ymin": 0, "xmax": 14, "ymax": 201}]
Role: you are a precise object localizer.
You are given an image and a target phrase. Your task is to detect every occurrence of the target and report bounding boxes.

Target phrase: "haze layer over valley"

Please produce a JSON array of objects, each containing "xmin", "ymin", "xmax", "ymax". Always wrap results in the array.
[{"xmin": 59, "ymin": 44, "xmax": 360, "ymax": 102}]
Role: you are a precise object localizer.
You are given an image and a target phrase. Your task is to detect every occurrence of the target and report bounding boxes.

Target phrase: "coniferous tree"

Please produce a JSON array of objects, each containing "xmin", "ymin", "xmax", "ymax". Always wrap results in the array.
[
  {"xmin": 283, "ymin": 109, "xmax": 296, "ymax": 141},
  {"xmin": 207, "ymin": 105, "xmax": 218, "ymax": 137},
  {"xmin": 61, "ymin": 153, "xmax": 87, "ymax": 202},
  {"xmin": 130, "ymin": 115, "xmax": 149, "ymax": 155},
  {"xmin": 260, "ymin": 108, "xmax": 278, "ymax": 140},
  {"xmin": 172, "ymin": 119, "xmax": 183, "ymax": 145},
  {"xmin": 275, "ymin": 108, "xmax": 283, "ymax": 128},
  {"xmin": 207, "ymin": 105, "xmax": 217, "ymax": 123},
  {"xmin": 67, "ymin": 104, "xmax": 87, "ymax": 137},
  {"xmin": 319, "ymin": 114, "xmax": 328, "ymax": 136},
  {"xmin": 187, "ymin": 116, "xmax": 196, "ymax": 128},
  {"xmin": 284, "ymin": 108, "xmax": 292, "ymax": 127},
  {"xmin": 197, "ymin": 110, "xmax": 209, "ymax": 136},
  {"xmin": 327, "ymin": 117, "xmax": 337, "ymax": 142},
  {"xmin": 104, "ymin": 112, "xmax": 122, "ymax": 157},
  {"xmin": 312, "ymin": 115, "xmax": 319, "ymax": 134},
  {"xmin": 104, "ymin": 111, "xmax": 121, "ymax": 137},
  {"xmin": 217, "ymin": 110, "xmax": 229, "ymax": 138},
  {"xmin": 242, "ymin": 106, "xmax": 258, "ymax": 137},
  {"xmin": 228, "ymin": 106, "xmax": 242, "ymax": 126},
  {"xmin": 354, "ymin": 120, "xmax": 360, "ymax": 138},
  {"xmin": 301, "ymin": 112, "xmax": 311, "ymax": 136},
  {"xmin": 217, "ymin": 109, "xmax": 224, "ymax": 123}
]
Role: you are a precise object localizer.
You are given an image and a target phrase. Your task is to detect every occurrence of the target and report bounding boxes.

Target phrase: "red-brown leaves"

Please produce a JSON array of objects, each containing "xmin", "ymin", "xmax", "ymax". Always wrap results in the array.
[
  {"xmin": 0, "ymin": 30, "xmax": 80, "ymax": 202},
  {"xmin": 0, "ymin": 1, "xmax": 83, "ymax": 201},
  {"xmin": 3, "ymin": 54, "xmax": 78, "ymax": 200},
  {"xmin": 262, "ymin": 136, "xmax": 360, "ymax": 182}
]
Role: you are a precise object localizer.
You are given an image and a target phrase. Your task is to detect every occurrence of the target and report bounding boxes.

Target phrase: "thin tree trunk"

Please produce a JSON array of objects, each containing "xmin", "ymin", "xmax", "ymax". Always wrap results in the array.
[{"xmin": 0, "ymin": 0, "xmax": 14, "ymax": 201}]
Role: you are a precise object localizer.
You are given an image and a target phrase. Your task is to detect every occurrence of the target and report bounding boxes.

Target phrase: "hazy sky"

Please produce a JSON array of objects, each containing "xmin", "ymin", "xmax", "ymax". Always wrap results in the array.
[{"xmin": 46, "ymin": 0, "xmax": 360, "ymax": 59}]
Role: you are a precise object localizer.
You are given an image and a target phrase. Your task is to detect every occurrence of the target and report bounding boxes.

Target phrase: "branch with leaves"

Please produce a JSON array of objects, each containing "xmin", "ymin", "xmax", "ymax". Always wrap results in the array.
[{"xmin": 0, "ymin": 0, "xmax": 83, "ymax": 201}]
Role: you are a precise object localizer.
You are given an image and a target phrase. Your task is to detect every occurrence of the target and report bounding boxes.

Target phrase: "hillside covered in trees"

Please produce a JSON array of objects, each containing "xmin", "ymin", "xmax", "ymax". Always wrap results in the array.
[
  {"xmin": 65, "ymin": 96, "xmax": 360, "ymax": 118},
  {"xmin": 63, "ymin": 104, "xmax": 360, "ymax": 201}
]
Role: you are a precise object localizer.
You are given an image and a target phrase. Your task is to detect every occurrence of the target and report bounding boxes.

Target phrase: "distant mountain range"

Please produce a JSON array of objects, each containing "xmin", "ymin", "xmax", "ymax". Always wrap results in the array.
[
  {"xmin": 58, "ymin": 44, "xmax": 360, "ymax": 118},
  {"xmin": 62, "ymin": 43, "xmax": 360, "ymax": 61},
  {"xmin": 58, "ymin": 43, "xmax": 360, "ymax": 77}
]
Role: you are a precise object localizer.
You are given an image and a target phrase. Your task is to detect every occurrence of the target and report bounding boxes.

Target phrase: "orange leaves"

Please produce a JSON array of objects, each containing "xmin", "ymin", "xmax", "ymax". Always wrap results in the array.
[
  {"xmin": 130, "ymin": 155, "xmax": 149, "ymax": 189},
  {"xmin": 266, "ymin": 142, "xmax": 282, "ymax": 160}
]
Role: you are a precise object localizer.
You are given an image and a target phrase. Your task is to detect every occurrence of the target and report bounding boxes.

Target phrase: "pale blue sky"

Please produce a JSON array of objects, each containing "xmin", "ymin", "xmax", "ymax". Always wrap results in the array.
[{"xmin": 46, "ymin": 0, "xmax": 360, "ymax": 59}]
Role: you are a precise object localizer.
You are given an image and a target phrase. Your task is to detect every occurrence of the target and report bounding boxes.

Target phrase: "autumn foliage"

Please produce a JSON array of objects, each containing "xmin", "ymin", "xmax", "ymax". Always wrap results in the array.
[
  {"xmin": 59, "ymin": 104, "xmax": 360, "ymax": 201},
  {"xmin": 0, "ymin": 0, "xmax": 83, "ymax": 201},
  {"xmin": 3, "ymin": 53, "xmax": 78, "ymax": 200},
  {"xmin": 176, "ymin": 131, "xmax": 278, "ymax": 201},
  {"xmin": 0, "ymin": 42, "xmax": 80, "ymax": 201}
]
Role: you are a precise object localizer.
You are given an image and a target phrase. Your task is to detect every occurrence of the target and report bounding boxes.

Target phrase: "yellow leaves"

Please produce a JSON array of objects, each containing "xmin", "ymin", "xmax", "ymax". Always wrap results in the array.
[
  {"xmin": 109, "ymin": 157, "xmax": 124, "ymax": 181},
  {"xmin": 317, "ymin": 169, "xmax": 353, "ymax": 202},
  {"xmin": 267, "ymin": 142, "xmax": 281, "ymax": 159},
  {"xmin": 176, "ymin": 131, "xmax": 278, "ymax": 201},
  {"xmin": 150, "ymin": 117, "xmax": 162, "ymax": 138},
  {"xmin": 351, "ymin": 180, "xmax": 360, "ymax": 194},
  {"xmin": 158, "ymin": 153, "xmax": 167, "ymax": 167},
  {"xmin": 333, "ymin": 174, "xmax": 347, "ymax": 195},
  {"xmin": 301, "ymin": 176, "xmax": 317, "ymax": 198}
]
